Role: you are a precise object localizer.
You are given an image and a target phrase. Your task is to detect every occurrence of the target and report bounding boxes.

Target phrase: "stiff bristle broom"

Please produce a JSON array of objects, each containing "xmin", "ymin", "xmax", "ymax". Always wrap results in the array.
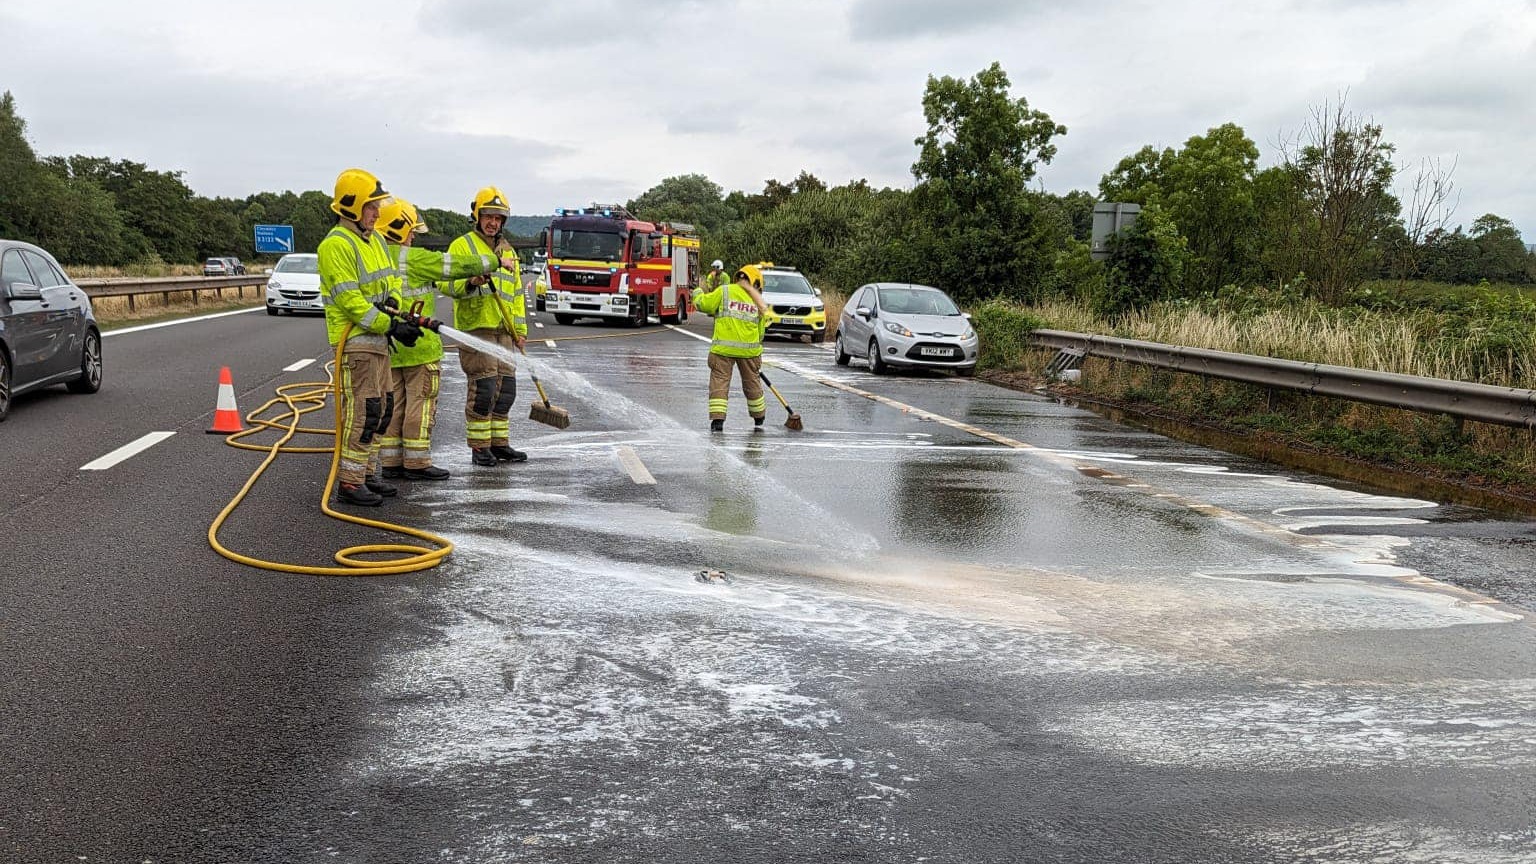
[{"xmin": 757, "ymin": 370, "xmax": 803, "ymax": 430}]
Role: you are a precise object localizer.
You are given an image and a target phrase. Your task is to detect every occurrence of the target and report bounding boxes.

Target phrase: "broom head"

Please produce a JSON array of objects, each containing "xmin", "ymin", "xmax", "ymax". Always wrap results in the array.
[
  {"xmin": 529, "ymin": 401, "xmax": 571, "ymax": 429},
  {"xmin": 784, "ymin": 412, "xmax": 804, "ymax": 431}
]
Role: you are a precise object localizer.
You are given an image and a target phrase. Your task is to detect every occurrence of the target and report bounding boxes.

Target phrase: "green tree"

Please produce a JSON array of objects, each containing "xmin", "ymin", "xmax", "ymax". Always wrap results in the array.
[
  {"xmin": 907, "ymin": 61, "xmax": 1068, "ymax": 301},
  {"xmin": 1099, "ymin": 145, "xmax": 1172, "ymax": 205},
  {"xmin": 1099, "ymin": 206, "xmax": 1188, "ymax": 316},
  {"xmin": 1469, "ymin": 214, "xmax": 1531, "ymax": 284},
  {"xmin": 0, "ymin": 91, "xmax": 41, "ymax": 239},
  {"xmin": 627, "ymin": 173, "xmax": 738, "ymax": 234},
  {"xmin": 1162, "ymin": 123, "xmax": 1260, "ymax": 293}
]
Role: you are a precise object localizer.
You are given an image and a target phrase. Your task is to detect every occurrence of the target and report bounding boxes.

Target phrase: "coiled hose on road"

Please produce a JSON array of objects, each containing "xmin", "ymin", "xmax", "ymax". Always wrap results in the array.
[
  {"xmin": 207, "ymin": 324, "xmax": 454, "ymax": 576},
  {"xmin": 206, "ymin": 313, "xmax": 684, "ymax": 574}
]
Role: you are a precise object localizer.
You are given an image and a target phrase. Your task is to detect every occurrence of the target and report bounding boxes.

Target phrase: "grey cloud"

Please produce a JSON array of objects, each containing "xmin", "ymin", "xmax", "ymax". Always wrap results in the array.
[
  {"xmin": 848, "ymin": 0, "xmax": 1041, "ymax": 41},
  {"xmin": 420, "ymin": 0, "xmax": 731, "ymax": 50},
  {"xmin": 0, "ymin": 14, "xmax": 573, "ymax": 213}
]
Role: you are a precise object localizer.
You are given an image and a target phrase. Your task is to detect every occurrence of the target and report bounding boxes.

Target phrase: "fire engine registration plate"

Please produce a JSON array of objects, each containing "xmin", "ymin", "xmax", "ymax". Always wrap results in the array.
[
  {"xmin": 780, "ymin": 316, "xmax": 804, "ymax": 324},
  {"xmin": 920, "ymin": 346, "xmax": 954, "ymax": 357}
]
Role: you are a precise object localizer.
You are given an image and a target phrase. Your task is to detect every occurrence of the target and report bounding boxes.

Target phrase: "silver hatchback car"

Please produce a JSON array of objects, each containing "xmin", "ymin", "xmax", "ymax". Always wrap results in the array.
[{"xmin": 834, "ymin": 283, "xmax": 977, "ymax": 376}]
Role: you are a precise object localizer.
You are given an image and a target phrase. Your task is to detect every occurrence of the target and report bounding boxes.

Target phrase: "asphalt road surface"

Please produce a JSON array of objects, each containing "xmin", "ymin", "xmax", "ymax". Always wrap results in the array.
[{"xmin": 3, "ymin": 302, "xmax": 1535, "ymax": 863}]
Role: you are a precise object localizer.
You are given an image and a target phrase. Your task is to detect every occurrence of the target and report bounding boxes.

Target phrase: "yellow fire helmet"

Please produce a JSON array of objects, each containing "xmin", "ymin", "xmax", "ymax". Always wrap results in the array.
[
  {"xmin": 376, "ymin": 197, "xmax": 422, "ymax": 244},
  {"xmin": 410, "ymin": 203, "xmax": 429, "ymax": 234},
  {"xmin": 471, "ymin": 186, "xmax": 512, "ymax": 220},
  {"xmin": 331, "ymin": 168, "xmax": 391, "ymax": 221},
  {"xmin": 735, "ymin": 262, "xmax": 766, "ymax": 288}
]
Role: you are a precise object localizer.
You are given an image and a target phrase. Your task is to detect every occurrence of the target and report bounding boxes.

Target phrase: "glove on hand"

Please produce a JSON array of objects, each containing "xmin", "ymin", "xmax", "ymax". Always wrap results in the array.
[
  {"xmin": 387, "ymin": 317, "xmax": 423, "ymax": 348},
  {"xmin": 374, "ymin": 298, "xmax": 399, "ymax": 314}
]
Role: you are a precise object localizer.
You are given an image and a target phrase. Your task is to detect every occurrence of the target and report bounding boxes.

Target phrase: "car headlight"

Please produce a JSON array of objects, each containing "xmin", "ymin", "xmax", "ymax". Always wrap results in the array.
[
  {"xmin": 884, "ymin": 321, "xmax": 913, "ymax": 337},
  {"xmin": 268, "ymin": 280, "xmax": 282, "ymax": 290},
  {"xmin": 963, "ymin": 328, "xmax": 975, "ymax": 340},
  {"xmin": 810, "ymin": 301, "xmax": 824, "ymax": 310}
]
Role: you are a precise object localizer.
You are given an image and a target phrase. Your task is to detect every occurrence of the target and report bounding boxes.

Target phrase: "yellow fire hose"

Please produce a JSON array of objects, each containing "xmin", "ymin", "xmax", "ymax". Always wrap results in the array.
[{"xmin": 207, "ymin": 323, "xmax": 454, "ymax": 576}]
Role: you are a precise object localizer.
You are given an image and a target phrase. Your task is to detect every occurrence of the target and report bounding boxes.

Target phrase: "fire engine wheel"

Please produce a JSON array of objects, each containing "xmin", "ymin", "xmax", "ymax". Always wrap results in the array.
[
  {"xmin": 678, "ymin": 301, "xmax": 689, "ymax": 324},
  {"xmin": 627, "ymin": 301, "xmax": 648, "ymax": 328},
  {"xmin": 554, "ymin": 313, "xmax": 576, "ymax": 326}
]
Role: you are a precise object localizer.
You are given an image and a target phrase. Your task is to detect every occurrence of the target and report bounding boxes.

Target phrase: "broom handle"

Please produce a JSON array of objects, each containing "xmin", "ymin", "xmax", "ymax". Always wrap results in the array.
[
  {"xmin": 758, "ymin": 370, "xmax": 793, "ymax": 412},
  {"xmin": 489, "ymin": 285, "xmax": 554, "ymax": 411}
]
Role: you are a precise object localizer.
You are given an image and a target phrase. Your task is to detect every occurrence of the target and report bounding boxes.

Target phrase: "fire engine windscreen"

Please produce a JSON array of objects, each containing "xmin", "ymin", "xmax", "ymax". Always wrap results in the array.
[{"xmin": 553, "ymin": 228, "xmax": 625, "ymax": 262}]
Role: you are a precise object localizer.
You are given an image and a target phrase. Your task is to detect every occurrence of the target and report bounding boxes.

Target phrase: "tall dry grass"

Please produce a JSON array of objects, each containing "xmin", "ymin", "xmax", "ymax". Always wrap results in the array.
[
  {"xmin": 1027, "ymin": 299, "xmax": 1535, "ymax": 388},
  {"xmin": 68, "ymin": 263, "xmax": 206, "ymax": 279}
]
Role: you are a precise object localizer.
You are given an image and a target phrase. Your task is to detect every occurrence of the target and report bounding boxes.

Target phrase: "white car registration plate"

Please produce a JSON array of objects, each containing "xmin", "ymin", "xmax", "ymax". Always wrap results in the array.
[
  {"xmin": 780, "ymin": 316, "xmax": 804, "ymax": 325},
  {"xmin": 920, "ymin": 346, "xmax": 953, "ymax": 357}
]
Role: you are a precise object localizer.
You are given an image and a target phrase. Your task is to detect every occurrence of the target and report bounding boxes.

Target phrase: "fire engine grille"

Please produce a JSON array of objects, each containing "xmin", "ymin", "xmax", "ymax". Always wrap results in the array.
[
  {"xmin": 562, "ymin": 271, "xmax": 612, "ymax": 288},
  {"xmin": 772, "ymin": 304, "xmax": 813, "ymax": 316}
]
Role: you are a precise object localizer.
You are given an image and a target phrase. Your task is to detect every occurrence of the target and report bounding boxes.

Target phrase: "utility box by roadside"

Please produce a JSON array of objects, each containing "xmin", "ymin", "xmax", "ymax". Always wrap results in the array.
[{"xmin": 1090, "ymin": 203, "xmax": 1140, "ymax": 261}]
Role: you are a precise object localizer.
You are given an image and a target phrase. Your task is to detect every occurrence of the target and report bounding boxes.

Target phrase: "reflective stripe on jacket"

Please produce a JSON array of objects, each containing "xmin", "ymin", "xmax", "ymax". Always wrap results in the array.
[
  {"xmin": 318, "ymin": 224, "xmax": 394, "ymax": 348},
  {"xmin": 384, "ymin": 244, "xmax": 502, "ymax": 368},
  {"xmin": 694, "ymin": 283, "xmax": 766, "ymax": 358},
  {"xmin": 442, "ymin": 231, "xmax": 526, "ymax": 336},
  {"xmin": 703, "ymin": 270, "xmax": 731, "ymax": 291}
]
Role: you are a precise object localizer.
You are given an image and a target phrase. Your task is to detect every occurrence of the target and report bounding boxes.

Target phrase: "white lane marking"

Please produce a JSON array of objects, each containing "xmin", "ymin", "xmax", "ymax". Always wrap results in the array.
[
  {"xmin": 535, "ymin": 322, "xmax": 545, "ymax": 329},
  {"xmin": 614, "ymin": 446, "xmax": 657, "ymax": 485},
  {"xmin": 666, "ymin": 324, "xmax": 710, "ymax": 344},
  {"xmin": 545, "ymin": 339, "xmax": 558, "ymax": 348},
  {"xmin": 81, "ymin": 431, "xmax": 176, "ymax": 470},
  {"xmin": 102, "ymin": 305, "xmax": 264, "ymax": 337},
  {"xmin": 283, "ymin": 358, "xmax": 316, "ymax": 372}
]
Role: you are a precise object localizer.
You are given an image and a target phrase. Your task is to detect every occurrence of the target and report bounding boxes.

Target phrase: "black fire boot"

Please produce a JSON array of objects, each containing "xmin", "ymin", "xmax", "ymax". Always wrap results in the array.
[
  {"xmin": 490, "ymin": 445, "xmax": 528, "ymax": 463},
  {"xmin": 366, "ymin": 476, "xmax": 398, "ymax": 497},
  {"xmin": 471, "ymin": 447, "xmax": 499, "ymax": 467},
  {"xmin": 710, "ymin": 418, "xmax": 725, "ymax": 433},
  {"xmin": 754, "ymin": 416, "xmax": 765, "ymax": 427},
  {"xmin": 336, "ymin": 482, "xmax": 383, "ymax": 507},
  {"xmin": 381, "ymin": 465, "xmax": 406, "ymax": 479},
  {"xmin": 405, "ymin": 465, "xmax": 451, "ymax": 481}
]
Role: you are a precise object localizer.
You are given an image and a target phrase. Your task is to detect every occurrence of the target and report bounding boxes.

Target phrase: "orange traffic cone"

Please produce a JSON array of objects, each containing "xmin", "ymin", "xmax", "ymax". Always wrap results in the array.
[{"xmin": 207, "ymin": 366, "xmax": 245, "ymax": 434}]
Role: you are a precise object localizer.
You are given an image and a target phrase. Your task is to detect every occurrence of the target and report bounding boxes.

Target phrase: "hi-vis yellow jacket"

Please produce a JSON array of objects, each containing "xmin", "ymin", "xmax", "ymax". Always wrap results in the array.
[
  {"xmin": 318, "ymin": 224, "xmax": 394, "ymax": 350},
  {"xmin": 442, "ymin": 231, "xmax": 526, "ymax": 337},
  {"xmin": 694, "ymin": 283, "xmax": 767, "ymax": 358},
  {"xmin": 383, "ymin": 243, "xmax": 502, "ymax": 367}
]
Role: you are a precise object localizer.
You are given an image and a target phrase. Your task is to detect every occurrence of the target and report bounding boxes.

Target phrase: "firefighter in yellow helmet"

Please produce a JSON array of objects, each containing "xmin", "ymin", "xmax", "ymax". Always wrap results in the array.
[
  {"xmin": 693, "ymin": 267, "xmax": 769, "ymax": 432},
  {"xmin": 317, "ymin": 168, "xmax": 424, "ymax": 506},
  {"xmin": 374, "ymin": 198, "xmax": 519, "ymax": 481},
  {"xmin": 441, "ymin": 186, "xmax": 528, "ymax": 467}
]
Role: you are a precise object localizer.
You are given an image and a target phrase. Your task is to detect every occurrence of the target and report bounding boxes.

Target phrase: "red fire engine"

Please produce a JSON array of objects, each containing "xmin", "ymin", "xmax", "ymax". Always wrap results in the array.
[{"xmin": 539, "ymin": 206, "xmax": 701, "ymax": 327}]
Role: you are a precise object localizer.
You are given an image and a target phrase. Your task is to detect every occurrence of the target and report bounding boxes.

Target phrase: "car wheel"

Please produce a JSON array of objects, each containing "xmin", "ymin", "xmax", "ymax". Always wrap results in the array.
[
  {"xmin": 67, "ymin": 329, "xmax": 103, "ymax": 394},
  {"xmin": 554, "ymin": 313, "xmax": 575, "ymax": 326},
  {"xmin": 811, "ymin": 330, "xmax": 827, "ymax": 344},
  {"xmin": 536, "ymin": 299, "xmax": 546, "ymax": 311},
  {"xmin": 834, "ymin": 334, "xmax": 851, "ymax": 366},
  {"xmin": 868, "ymin": 338, "xmax": 888, "ymax": 375},
  {"xmin": 0, "ymin": 348, "xmax": 11, "ymax": 422},
  {"xmin": 266, "ymin": 305, "xmax": 279, "ymax": 316}
]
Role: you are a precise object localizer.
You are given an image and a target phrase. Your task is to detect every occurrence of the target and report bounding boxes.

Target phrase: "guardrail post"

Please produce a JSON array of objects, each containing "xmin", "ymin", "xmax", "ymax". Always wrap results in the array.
[{"xmin": 127, "ymin": 294, "xmax": 135, "ymax": 312}]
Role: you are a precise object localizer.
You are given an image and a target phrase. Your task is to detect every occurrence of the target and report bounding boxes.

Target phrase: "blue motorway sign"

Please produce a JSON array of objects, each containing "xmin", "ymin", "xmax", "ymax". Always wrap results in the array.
[{"xmin": 254, "ymin": 224, "xmax": 296, "ymax": 254}]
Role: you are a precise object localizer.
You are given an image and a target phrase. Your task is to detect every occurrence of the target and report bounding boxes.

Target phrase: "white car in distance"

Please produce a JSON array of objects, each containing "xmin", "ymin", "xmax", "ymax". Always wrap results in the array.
[{"xmin": 265, "ymin": 253, "xmax": 322, "ymax": 316}]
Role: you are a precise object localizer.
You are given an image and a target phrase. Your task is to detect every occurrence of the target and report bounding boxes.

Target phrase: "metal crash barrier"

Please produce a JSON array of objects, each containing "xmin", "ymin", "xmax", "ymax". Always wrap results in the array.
[{"xmin": 1031, "ymin": 329, "xmax": 1536, "ymax": 430}]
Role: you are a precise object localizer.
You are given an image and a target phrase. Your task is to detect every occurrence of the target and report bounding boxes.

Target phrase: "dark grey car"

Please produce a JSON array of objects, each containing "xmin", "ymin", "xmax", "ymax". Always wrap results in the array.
[{"xmin": 0, "ymin": 239, "xmax": 103, "ymax": 421}]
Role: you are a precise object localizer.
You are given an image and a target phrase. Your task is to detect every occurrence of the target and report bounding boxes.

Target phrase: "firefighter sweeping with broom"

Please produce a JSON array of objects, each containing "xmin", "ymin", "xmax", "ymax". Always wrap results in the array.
[
  {"xmin": 442, "ymin": 186, "xmax": 529, "ymax": 467},
  {"xmin": 694, "ymin": 267, "xmax": 773, "ymax": 432}
]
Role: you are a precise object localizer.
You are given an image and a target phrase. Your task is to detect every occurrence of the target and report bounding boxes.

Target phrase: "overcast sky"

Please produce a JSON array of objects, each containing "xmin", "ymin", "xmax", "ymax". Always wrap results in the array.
[{"xmin": 2, "ymin": 0, "xmax": 1533, "ymax": 239}]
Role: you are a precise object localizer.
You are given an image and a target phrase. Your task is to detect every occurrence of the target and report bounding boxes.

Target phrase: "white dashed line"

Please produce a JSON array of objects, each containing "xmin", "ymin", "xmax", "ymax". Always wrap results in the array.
[
  {"xmin": 534, "ymin": 322, "xmax": 545, "ymax": 329},
  {"xmin": 81, "ymin": 432, "xmax": 176, "ymax": 470},
  {"xmin": 545, "ymin": 339, "xmax": 558, "ymax": 348},
  {"xmin": 283, "ymin": 358, "xmax": 315, "ymax": 372},
  {"xmin": 614, "ymin": 446, "xmax": 657, "ymax": 485}
]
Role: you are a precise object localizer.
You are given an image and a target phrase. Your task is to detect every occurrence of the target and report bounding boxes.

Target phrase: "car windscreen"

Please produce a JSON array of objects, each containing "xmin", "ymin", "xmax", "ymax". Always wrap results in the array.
[
  {"xmin": 877, "ymin": 287, "xmax": 960, "ymax": 316},
  {"xmin": 275, "ymin": 256, "xmax": 319, "ymax": 274},
  {"xmin": 761, "ymin": 272, "xmax": 815, "ymax": 295},
  {"xmin": 553, "ymin": 229, "xmax": 624, "ymax": 262}
]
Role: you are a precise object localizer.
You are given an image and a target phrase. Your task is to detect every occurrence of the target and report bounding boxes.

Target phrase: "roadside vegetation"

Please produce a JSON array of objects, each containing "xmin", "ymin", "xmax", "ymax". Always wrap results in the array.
[{"xmin": 5, "ymin": 65, "xmax": 1536, "ymax": 499}]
